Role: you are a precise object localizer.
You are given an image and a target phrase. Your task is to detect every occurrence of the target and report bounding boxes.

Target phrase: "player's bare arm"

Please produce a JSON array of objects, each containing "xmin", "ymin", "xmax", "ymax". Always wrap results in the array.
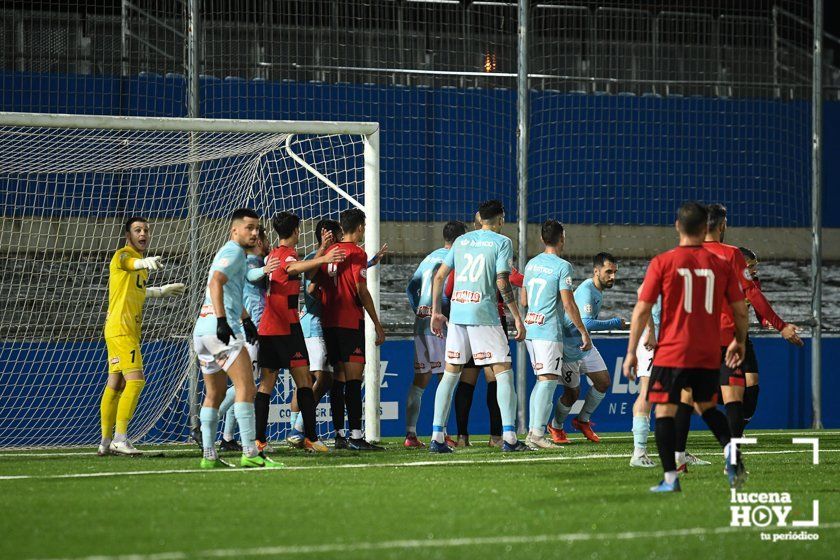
[
  {"xmin": 637, "ymin": 283, "xmax": 657, "ymax": 350},
  {"xmin": 430, "ymin": 262, "xmax": 451, "ymax": 337},
  {"xmin": 560, "ymin": 289, "xmax": 592, "ymax": 352},
  {"xmin": 497, "ymin": 272, "xmax": 525, "ymax": 342},
  {"xmin": 623, "ymin": 299, "xmax": 653, "ymax": 381},
  {"xmin": 368, "ymin": 244, "xmax": 388, "ymax": 267},
  {"xmin": 725, "ymin": 299, "xmax": 749, "ymax": 370},
  {"xmin": 287, "ymin": 246, "xmax": 345, "ymax": 276},
  {"xmin": 357, "ymin": 281, "xmax": 385, "ymax": 346}
]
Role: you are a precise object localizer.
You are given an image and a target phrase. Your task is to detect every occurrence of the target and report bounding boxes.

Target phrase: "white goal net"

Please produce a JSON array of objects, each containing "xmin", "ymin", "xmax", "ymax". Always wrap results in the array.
[{"xmin": 0, "ymin": 112, "xmax": 380, "ymax": 448}]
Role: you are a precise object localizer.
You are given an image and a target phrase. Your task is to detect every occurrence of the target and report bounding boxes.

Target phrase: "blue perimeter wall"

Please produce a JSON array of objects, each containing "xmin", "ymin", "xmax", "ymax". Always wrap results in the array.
[
  {"xmin": 1, "ymin": 71, "xmax": 838, "ymax": 227},
  {"xmin": 0, "ymin": 336, "xmax": 834, "ymax": 445}
]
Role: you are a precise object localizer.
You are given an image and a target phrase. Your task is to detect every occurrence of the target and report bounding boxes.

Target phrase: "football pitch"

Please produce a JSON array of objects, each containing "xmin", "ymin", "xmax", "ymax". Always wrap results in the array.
[{"xmin": 0, "ymin": 430, "xmax": 837, "ymax": 560}]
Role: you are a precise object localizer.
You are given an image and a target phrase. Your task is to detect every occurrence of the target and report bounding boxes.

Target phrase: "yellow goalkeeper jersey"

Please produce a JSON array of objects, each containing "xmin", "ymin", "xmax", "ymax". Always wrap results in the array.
[{"xmin": 104, "ymin": 245, "xmax": 148, "ymax": 339}]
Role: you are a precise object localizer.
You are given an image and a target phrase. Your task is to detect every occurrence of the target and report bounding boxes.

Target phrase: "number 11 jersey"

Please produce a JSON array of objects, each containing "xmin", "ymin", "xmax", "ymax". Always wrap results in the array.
[{"xmin": 444, "ymin": 229, "xmax": 513, "ymax": 326}]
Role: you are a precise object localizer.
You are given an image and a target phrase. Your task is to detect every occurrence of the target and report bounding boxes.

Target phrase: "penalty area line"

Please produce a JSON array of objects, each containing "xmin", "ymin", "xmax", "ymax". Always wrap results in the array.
[
  {"xmin": 31, "ymin": 522, "xmax": 840, "ymax": 560},
  {"xmin": 1, "ymin": 448, "xmax": 838, "ymax": 481}
]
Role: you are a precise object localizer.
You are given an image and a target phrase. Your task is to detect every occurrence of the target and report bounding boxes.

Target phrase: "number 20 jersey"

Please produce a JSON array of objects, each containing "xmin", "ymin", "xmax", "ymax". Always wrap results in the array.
[
  {"xmin": 443, "ymin": 229, "xmax": 513, "ymax": 326},
  {"xmin": 639, "ymin": 245, "xmax": 743, "ymax": 370}
]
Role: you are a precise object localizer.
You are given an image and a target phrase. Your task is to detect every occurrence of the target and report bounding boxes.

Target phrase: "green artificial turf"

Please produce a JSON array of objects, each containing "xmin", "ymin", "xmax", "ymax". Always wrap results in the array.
[{"xmin": 0, "ymin": 430, "xmax": 836, "ymax": 560}]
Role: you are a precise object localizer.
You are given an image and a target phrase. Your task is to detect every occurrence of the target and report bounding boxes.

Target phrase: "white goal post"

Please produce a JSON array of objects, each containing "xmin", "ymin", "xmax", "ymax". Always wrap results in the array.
[{"xmin": 0, "ymin": 111, "xmax": 382, "ymax": 447}]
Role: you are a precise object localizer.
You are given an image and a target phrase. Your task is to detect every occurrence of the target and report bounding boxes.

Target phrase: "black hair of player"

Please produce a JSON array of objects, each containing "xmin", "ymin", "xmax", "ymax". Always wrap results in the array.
[
  {"xmin": 593, "ymin": 252, "xmax": 617, "ymax": 268},
  {"xmin": 340, "ymin": 208, "xmax": 366, "ymax": 234},
  {"xmin": 272, "ymin": 211, "xmax": 300, "ymax": 239},
  {"xmin": 443, "ymin": 221, "xmax": 468, "ymax": 244},
  {"xmin": 477, "ymin": 199, "xmax": 505, "ymax": 222},
  {"xmin": 540, "ymin": 220, "xmax": 565, "ymax": 245},
  {"xmin": 315, "ymin": 219, "xmax": 342, "ymax": 244},
  {"xmin": 124, "ymin": 216, "xmax": 147, "ymax": 233},
  {"xmin": 231, "ymin": 208, "xmax": 260, "ymax": 223},
  {"xmin": 707, "ymin": 203, "xmax": 728, "ymax": 231},
  {"xmin": 739, "ymin": 246, "xmax": 757, "ymax": 262},
  {"xmin": 677, "ymin": 201, "xmax": 709, "ymax": 237}
]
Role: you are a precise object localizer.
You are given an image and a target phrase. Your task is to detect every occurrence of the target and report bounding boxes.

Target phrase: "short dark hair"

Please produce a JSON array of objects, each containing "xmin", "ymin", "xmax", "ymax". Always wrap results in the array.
[
  {"xmin": 678, "ymin": 201, "xmax": 709, "ymax": 237},
  {"xmin": 707, "ymin": 203, "xmax": 727, "ymax": 231},
  {"xmin": 477, "ymin": 199, "xmax": 505, "ymax": 222},
  {"xmin": 258, "ymin": 225, "xmax": 268, "ymax": 243},
  {"xmin": 124, "ymin": 216, "xmax": 147, "ymax": 233},
  {"xmin": 271, "ymin": 211, "xmax": 300, "ymax": 239},
  {"xmin": 340, "ymin": 208, "xmax": 366, "ymax": 234},
  {"xmin": 540, "ymin": 220, "xmax": 565, "ymax": 245},
  {"xmin": 593, "ymin": 252, "xmax": 616, "ymax": 268},
  {"xmin": 231, "ymin": 208, "xmax": 259, "ymax": 223},
  {"xmin": 315, "ymin": 219, "xmax": 342, "ymax": 244},
  {"xmin": 739, "ymin": 246, "xmax": 757, "ymax": 262},
  {"xmin": 443, "ymin": 220, "xmax": 467, "ymax": 244}
]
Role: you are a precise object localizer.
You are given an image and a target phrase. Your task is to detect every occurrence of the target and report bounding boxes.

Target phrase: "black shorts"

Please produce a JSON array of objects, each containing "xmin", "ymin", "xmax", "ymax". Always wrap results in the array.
[
  {"xmin": 258, "ymin": 324, "xmax": 309, "ymax": 370},
  {"xmin": 648, "ymin": 367, "xmax": 719, "ymax": 404},
  {"xmin": 719, "ymin": 345, "xmax": 746, "ymax": 387},
  {"xmin": 323, "ymin": 325, "xmax": 365, "ymax": 366},
  {"xmin": 464, "ymin": 315, "xmax": 509, "ymax": 369},
  {"xmin": 741, "ymin": 336, "xmax": 759, "ymax": 374}
]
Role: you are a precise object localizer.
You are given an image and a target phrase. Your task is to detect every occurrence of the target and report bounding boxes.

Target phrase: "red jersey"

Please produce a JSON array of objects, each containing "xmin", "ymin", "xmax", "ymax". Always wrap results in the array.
[
  {"xmin": 319, "ymin": 242, "xmax": 367, "ymax": 330},
  {"xmin": 703, "ymin": 241, "xmax": 786, "ymax": 345},
  {"xmin": 259, "ymin": 245, "xmax": 302, "ymax": 336},
  {"xmin": 640, "ymin": 245, "xmax": 743, "ymax": 370}
]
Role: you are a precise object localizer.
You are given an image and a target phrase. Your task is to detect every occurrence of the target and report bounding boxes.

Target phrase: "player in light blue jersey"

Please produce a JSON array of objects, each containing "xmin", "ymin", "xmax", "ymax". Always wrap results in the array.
[
  {"xmin": 403, "ymin": 221, "xmax": 467, "ymax": 448},
  {"xmin": 624, "ymin": 283, "xmax": 660, "ymax": 467},
  {"xmin": 520, "ymin": 220, "xmax": 591, "ymax": 450},
  {"xmin": 192, "ymin": 208, "xmax": 280, "ymax": 469},
  {"xmin": 566, "ymin": 252, "xmax": 628, "ymax": 443},
  {"xmin": 428, "ymin": 200, "xmax": 527, "ymax": 453},
  {"xmin": 217, "ymin": 226, "xmax": 277, "ymax": 452}
]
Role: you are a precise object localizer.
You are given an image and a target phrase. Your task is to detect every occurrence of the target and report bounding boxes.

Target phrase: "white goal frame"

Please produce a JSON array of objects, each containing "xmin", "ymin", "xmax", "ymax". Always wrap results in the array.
[{"xmin": 0, "ymin": 111, "xmax": 383, "ymax": 442}]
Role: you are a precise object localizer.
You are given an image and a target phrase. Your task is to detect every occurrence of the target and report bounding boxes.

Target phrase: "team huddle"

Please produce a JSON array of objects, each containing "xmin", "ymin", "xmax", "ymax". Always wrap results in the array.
[{"xmin": 99, "ymin": 199, "xmax": 802, "ymax": 486}]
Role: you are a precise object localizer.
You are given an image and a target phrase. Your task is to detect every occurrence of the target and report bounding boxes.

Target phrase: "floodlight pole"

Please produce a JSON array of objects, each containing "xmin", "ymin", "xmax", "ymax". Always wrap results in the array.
[{"xmin": 515, "ymin": 0, "xmax": 529, "ymax": 433}]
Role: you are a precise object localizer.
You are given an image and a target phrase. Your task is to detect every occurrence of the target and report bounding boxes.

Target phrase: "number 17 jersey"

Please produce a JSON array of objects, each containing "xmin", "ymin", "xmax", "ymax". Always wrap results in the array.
[{"xmin": 444, "ymin": 229, "xmax": 513, "ymax": 326}]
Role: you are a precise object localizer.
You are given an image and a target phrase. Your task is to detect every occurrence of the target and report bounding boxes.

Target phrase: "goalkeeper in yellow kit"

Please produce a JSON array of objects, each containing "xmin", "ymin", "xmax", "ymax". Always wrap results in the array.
[{"xmin": 99, "ymin": 217, "xmax": 186, "ymax": 456}]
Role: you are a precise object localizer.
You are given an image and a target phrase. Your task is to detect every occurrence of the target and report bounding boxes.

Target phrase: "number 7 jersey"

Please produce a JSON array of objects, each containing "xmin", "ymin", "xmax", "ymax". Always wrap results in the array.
[
  {"xmin": 444, "ymin": 229, "xmax": 513, "ymax": 326},
  {"xmin": 639, "ymin": 245, "xmax": 743, "ymax": 370}
]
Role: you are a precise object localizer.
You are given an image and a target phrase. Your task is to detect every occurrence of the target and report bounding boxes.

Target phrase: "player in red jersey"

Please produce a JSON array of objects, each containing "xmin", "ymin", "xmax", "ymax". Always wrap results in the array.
[
  {"xmin": 623, "ymin": 202, "xmax": 749, "ymax": 492},
  {"xmin": 319, "ymin": 207, "xmax": 386, "ymax": 451},
  {"xmin": 669, "ymin": 204, "xmax": 804, "ymax": 470},
  {"xmin": 254, "ymin": 212, "xmax": 345, "ymax": 454}
]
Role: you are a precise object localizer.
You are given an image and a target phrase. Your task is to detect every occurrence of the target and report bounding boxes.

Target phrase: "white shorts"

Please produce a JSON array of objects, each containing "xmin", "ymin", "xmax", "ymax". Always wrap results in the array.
[
  {"xmin": 635, "ymin": 327, "xmax": 654, "ymax": 379},
  {"xmin": 581, "ymin": 344, "xmax": 608, "ymax": 373},
  {"xmin": 194, "ymin": 335, "xmax": 246, "ymax": 376},
  {"xmin": 245, "ymin": 341, "xmax": 260, "ymax": 380},
  {"xmin": 305, "ymin": 336, "xmax": 332, "ymax": 373},
  {"xmin": 415, "ymin": 334, "xmax": 445, "ymax": 374},
  {"xmin": 445, "ymin": 324, "xmax": 510, "ymax": 366},
  {"xmin": 525, "ymin": 339, "xmax": 563, "ymax": 376},
  {"xmin": 559, "ymin": 360, "xmax": 582, "ymax": 389}
]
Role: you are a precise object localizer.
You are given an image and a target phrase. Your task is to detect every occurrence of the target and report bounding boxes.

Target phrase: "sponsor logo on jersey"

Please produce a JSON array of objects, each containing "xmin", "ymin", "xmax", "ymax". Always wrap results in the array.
[
  {"xmin": 110, "ymin": 357, "xmax": 120, "ymax": 365},
  {"xmin": 473, "ymin": 351, "xmax": 492, "ymax": 360},
  {"xmin": 584, "ymin": 304, "xmax": 593, "ymax": 314},
  {"xmin": 466, "ymin": 240, "xmax": 495, "ymax": 248},
  {"xmin": 285, "ymin": 255, "xmax": 297, "ymax": 263},
  {"xmin": 524, "ymin": 311, "xmax": 546, "ymax": 326},
  {"xmin": 218, "ymin": 258, "xmax": 230, "ymax": 267},
  {"xmin": 447, "ymin": 350, "xmax": 461, "ymax": 359},
  {"xmin": 742, "ymin": 267, "xmax": 752, "ymax": 281},
  {"xmin": 199, "ymin": 304, "xmax": 215, "ymax": 318},
  {"xmin": 430, "ymin": 361, "xmax": 442, "ymax": 369},
  {"xmin": 534, "ymin": 362, "xmax": 544, "ymax": 371},
  {"xmin": 360, "ymin": 267, "xmax": 367, "ymax": 279},
  {"xmin": 527, "ymin": 265, "xmax": 555, "ymax": 275},
  {"xmin": 414, "ymin": 361, "xmax": 424, "ymax": 370},
  {"xmin": 565, "ymin": 276, "xmax": 573, "ymax": 287},
  {"xmin": 453, "ymin": 290, "xmax": 481, "ymax": 304},
  {"xmin": 416, "ymin": 305, "xmax": 432, "ymax": 318}
]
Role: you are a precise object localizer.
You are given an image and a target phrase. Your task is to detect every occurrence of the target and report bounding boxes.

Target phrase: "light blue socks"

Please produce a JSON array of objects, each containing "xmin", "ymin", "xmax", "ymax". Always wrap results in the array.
[
  {"xmin": 234, "ymin": 402, "xmax": 257, "ymax": 457},
  {"xmin": 431, "ymin": 372, "xmax": 459, "ymax": 444},
  {"xmin": 529, "ymin": 379, "xmax": 559, "ymax": 436},
  {"xmin": 199, "ymin": 406, "xmax": 219, "ymax": 460},
  {"xmin": 578, "ymin": 388, "xmax": 606, "ymax": 423},
  {"xmin": 406, "ymin": 384, "xmax": 425, "ymax": 435},
  {"xmin": 495, "ymin": 370, "xmax": 518, "ymax": 444}
]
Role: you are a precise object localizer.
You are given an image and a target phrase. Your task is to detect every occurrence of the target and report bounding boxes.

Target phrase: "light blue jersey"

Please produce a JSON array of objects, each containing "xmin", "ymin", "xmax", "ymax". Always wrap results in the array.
[
  {"xmin": 522, "ymin": 253, "xmax": 574, "ymax": 342},
  {"xmin": 575, "ymin": 278, "xmax": 622, "ymax": 332},
  {"xmin": 444, "ymin": 229, "xmax": 513, "ymax": 326},
  {"xmin": 243, "ymin": 254, "xmax": 266, "ymax": 326},
  {"xmin": 299, "ymin": 250, "xmax": 322, "ymax": 339},
  {"xmin": 193, "ymin": 240, "xmax": 247, "ymax": 337},
  {"xmin": 561, "ymin": 316, "xmax": 585, "ymax": 362},
  {"xmin": 651, "ymin": 296, "xmax": 662, "ymax": 338},
  {"xmin": 407, "ymin": 247, "xmax": 449, "ymax": 335}
]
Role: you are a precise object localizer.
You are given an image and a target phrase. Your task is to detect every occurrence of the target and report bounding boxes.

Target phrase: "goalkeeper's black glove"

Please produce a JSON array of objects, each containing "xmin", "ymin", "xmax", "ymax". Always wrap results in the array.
[
  {"xmin": 242, "ymin": 317, "xmax": 259, "ymax": 345},
  {"xmin": 216, "ymin": 316, "xmax": 233, "ymax": 345}
]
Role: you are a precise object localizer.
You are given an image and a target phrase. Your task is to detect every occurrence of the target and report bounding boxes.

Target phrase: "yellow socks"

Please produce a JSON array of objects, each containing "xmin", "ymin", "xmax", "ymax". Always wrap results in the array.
[
  {"xmin": 100, "ymin": 386, "xmax": 122, "ymax": 440},
  {"xmin": 115, "ymin": 379, "xmax": 146, "ymax": 438}
]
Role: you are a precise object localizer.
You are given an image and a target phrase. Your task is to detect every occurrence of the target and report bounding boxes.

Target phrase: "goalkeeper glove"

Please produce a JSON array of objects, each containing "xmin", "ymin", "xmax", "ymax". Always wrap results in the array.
[
  {"xmin": 146, "ymin": 283, "xmax": 186, "ymax": 298},
  {"xmin": 133, "ymin": 256, "xmax": 163, "ymax": 271},
  {"xmin": 242, "ymin": 317, "xmax": 259, "ymax": 345},
  {"xmin": 216, "ymin": 316, "xmax": 234, "ymax": 345}
]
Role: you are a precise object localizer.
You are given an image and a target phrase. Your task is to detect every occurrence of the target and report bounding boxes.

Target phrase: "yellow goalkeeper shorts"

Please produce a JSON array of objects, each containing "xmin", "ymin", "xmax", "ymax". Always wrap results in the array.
[{"xmin": 105, "ymin": 335, "xmax": 143, "ymax": 374}]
